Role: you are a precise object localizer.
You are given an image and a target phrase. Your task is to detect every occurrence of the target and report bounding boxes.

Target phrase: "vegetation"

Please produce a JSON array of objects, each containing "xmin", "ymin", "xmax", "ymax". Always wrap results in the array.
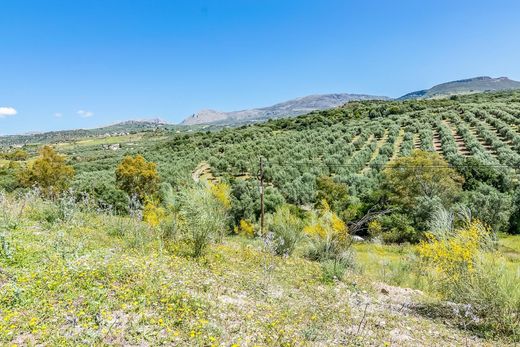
[
  {"xmin": 18, "ymin": 146, "xmax": 75, "ymax": 197},
  {"xmin": 0, "ymin": 90, "xmax": 520, "ymax": 344},
  {"xmin": 115, "ymin": 154, "xmax": 159, "ymax": 201}
]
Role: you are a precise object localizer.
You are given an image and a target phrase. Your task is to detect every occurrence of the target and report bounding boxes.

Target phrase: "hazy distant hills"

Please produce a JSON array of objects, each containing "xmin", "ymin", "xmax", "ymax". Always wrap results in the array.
[
  {"xmin": 0, "ymin": 119, "xmax": 178, "ymax": 147},
  {"xmin": 182, "ymin": 77, "xmax": 520, "ymax": 125},
  {"xmin": 398, "ymin": 76, "xmax": 520, "ymax": 100},
  {"xmin": 181, "ymin": 93, "xmax": 389, "ymax": 125},
  {"xmin": 3, "ymin": 76, "xmax": 520, "ymax": 141}
]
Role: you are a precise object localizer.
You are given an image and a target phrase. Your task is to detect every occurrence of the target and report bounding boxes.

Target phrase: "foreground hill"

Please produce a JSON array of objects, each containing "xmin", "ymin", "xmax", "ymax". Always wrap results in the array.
[
  {"xmin": 0, "ymin": 194, "xmax": 514, "ymax": 345},
  {"xmin": 181, "ymin": 93, "xmax": 389, "ymax": 125},
  {"xmin": 399, "ymin": 76, "xmax": 520, "ymax": 100}
]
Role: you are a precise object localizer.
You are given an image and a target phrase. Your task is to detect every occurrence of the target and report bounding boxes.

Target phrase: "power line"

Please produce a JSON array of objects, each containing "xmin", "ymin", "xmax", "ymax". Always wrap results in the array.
[{"xmin": 263, "ymin": 161, "xmax": 519, "ymax": 169}]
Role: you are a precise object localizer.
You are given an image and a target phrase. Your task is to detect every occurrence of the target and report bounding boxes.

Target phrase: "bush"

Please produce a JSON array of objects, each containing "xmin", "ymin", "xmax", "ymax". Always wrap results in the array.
[
  {"xmin": 376, "ymin": 213, "xmax": 420, "ymax": 243},
  {"xmin": 115, "ymin": 155, "xmax": 159, "ymax": 201},
  {"xmin": 266, "ymin": 205, "xmax": 303, "ymax": 256},
  {"xmin": 234, "ymin": 219, "xmax": 255, "ymax": 238},
  {"xmin": 18, "ymin": 146, "xmax": 75, "ymax": 198},
  {"xmin": 461, "ymin": 183, "xmax": 512, "ymax": 233},
  {"xmin": 229, "ymin": 180, "xmax": 285, "ymax": 225},
  {"xmin": 304, "ymin": 201, "xmax": 354, "ymax": 280},
  {"xmin": 178, "ymin": 184, "xmax": 229, "ymax": 257},
  {"xmin": 417, "ymin": 220, "xmax": 519, "ymax": 339},
  {"xmin": 143, "ymin": 197, "xmax": 166, "ymax": 228},
  {"xmin": 417, "ymin": 220, "xmax": 492, "ymax": 284},
  {"xmin": 71, "ymin": 172, "xmax": 129, "ymax": 214},
  {"xmin": 0, "ymin": 166, "xmax": 20, "ymax": 192},
  {"xmin": 26, "ymin": 200, "xmax": 61, "ymax": 225}
]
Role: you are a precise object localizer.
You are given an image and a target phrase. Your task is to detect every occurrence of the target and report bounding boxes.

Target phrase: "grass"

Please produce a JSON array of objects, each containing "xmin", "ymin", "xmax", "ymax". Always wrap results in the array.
[
  {"xmin": 354, "ymin": 234, "xmax": 520, "ymax": 286},
  {"xmin": 0, "ymin": 196, "xmax": 516, "ymax": 345},
  {"xmin": 353, "ymin": 243, "xmax": 421, "ymax": 288},
  {"xmin": 497, "ymin": 233, "xmax": 520, "ymax": 263},
  {"xmin": 54, "ymin": 134, "xmax": 147, "ymax": 149}
]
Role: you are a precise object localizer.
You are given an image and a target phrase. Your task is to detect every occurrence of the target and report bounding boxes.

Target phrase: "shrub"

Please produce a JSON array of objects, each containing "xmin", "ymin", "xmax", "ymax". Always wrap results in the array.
[
  {"xmin": 266, "ymin": 205, "xmax": 303, "ymax": 256},
  {"xmin": 304, "ymin": 200, "xmax": 354, "ymax": 280},
  {"xmin": 417, "ymin": 220, "xmax": 519, "ymax": 339},
  {"xmin": 18, "ymin": 146, "xmax": 75, "ymax": 198},
  {"xmin": 377, "ymin": 213, "xmax": 419, "ymax": 243},
  {"xmin": 26, "ymin": 200, "xmax": 61, "ymax": 225},
  {"xmin": 229, "ymin": 180, "xmax": 285, "ymax": 225},
  {"xmin": 417, "ymin": 220, "xmax": 492, "ymax": 284},
  {"xmin": 209, "ymin": 182, "xmax": 231, "ymax": 209},
  {"xmin": 178, "ymin": 184, "xmax": 229, "ymax": 257},
  {"xmin": 115, "ymin": 155, "xmax": 159, "ymax": 201},
  {"xmin": 0, "ymin": 166, "xmax": 20, "ymax": 192},
  {"xmin": 234, "ymin": 219, "xmax": 255, "ymax": 238},
  {"xmin": 71, "ymin": 172, "xmax": 129, "ymax": 214},
  {"xmin": 143, "ymin": 197, "xmax": 166, "ymax": 228},
  {"xmin": 461, "ymin": 183, "xmax": 513, "ymax": 233}
]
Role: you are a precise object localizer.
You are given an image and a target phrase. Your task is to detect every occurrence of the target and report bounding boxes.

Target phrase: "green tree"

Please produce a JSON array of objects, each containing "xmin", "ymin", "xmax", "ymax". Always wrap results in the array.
[
  {"xmin": 455, "ymin": 156, "xmax": 512, "ymax": 192},
  {"xmin": 19, "ymin": 146, "xmax": 75, "ymax": 197},
  {"xmin": 315, "ymin": 176, "xmax": 351, "ymax": 220},
  {"xmin": 115, "ymin": 155, "xmax": 159, "ymax": 200},
  {"xmin": 461, "ymin": 183, "xmax": 513, "ymax": 233},
  {"xmin": 509, "ymin": 187, "xmax": 520, "ymax": 234},
  {"xmin": 383, "ymin": 150, "xmax": 464, "ymax": 209}
]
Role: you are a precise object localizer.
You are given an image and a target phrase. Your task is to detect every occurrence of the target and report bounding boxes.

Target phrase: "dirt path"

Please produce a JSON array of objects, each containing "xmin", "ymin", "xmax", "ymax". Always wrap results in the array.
[
  {"xmin": 192, "ymin": 162, "xmax": 215, "ymax": 183},
  {"xmin": 390, "ymin": 128, "xmax": 405, "ymax": 161},
  {"xmin": 341, "ymin": 282, "xmax": 505, "ymax": 346},
  {"xmin": 362, "ymin": 130, "xmax": 388, "ymax": 173},
  {"xmin": 432, "ymin": 130, "xmax": 444, "ymax": 155},
  {"xmin": 443, "ymin": 120, "xmax": 470, "ymax": 156}
]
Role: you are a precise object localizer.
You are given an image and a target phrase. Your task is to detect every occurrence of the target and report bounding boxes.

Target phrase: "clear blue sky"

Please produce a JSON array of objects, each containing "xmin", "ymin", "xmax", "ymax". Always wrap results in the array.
[{"xmin": 1, "ymin": 0, "xmax": 520, "ymax": 134}]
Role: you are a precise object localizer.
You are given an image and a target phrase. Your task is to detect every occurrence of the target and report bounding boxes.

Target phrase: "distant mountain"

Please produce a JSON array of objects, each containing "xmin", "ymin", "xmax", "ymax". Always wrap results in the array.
[
  {"xmin": 398, "ymin": 76, "xmax": 520, "ymax": 100},
  {"xmin": 182, "ymin": 93, "xmax": 389, "ymax": 125},
  {"xmin": 113, "ymin": 118, "xmax": 169, "ymax": 127},
  {"xmin": 0, "ymin": 119, "xmax": 177, "ymax": 146}
]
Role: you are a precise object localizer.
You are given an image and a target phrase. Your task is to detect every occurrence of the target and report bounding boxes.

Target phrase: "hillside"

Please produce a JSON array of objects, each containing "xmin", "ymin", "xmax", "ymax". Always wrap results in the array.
[
  {"xmin": 399, "ymin": 76, "xmax": 520, "ymax": 100},
  {"xmin": 0, "ymin": 119, "xmax": 184, "ymax": 147},
  {"xmin": 1, "ymin": 91, "xmax": 520, "ymax": 345},
  {"xmin": 181, "ymin": 93, "xmax": 389, "ymax": 125},
  {"xmin": 2, "ymin": 193, "xmax": 517, "ymax": 345}
]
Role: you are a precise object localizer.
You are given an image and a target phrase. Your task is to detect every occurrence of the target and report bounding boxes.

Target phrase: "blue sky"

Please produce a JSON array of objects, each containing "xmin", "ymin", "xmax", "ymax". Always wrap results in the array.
[{"xmin": 1, "ymin": 0, "xmax": 520, "ymax": 134}]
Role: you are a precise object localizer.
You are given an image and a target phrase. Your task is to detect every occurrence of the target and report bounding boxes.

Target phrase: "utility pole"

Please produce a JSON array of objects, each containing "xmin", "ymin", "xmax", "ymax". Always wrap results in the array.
[{"xmin": 258, "ymin": 157, "xmax": 265, "ymax": 235}]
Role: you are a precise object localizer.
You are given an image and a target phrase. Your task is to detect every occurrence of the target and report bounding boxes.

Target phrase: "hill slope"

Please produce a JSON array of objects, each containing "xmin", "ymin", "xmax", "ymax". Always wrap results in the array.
[
  {"xmin": 181, "ymin": 93, "xmax": 389, "ymax": 125},
  {"xmin": 0, "ymin": 119, "xmax": 180, "ymax": 146},
  {"xmin": 0, "ymin": 194, "xmax": 510, "ymax": 346},
  {"xmin": 399, "ymin": 76, "xmax": 520, "ymax": 100}
]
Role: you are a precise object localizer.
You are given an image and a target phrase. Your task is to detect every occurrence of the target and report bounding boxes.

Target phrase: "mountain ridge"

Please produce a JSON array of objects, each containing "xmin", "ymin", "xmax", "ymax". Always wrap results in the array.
[
  {"xmin": 183, "ymin": 76, "xmax": 520, "ymax": 125},
  {"xmin": 181, "ymin": 93, "xmax": 390, "ymax": 125},
  {"xmin": 398, "ymin": 76, "xmax": 520, "ymax": 100}
]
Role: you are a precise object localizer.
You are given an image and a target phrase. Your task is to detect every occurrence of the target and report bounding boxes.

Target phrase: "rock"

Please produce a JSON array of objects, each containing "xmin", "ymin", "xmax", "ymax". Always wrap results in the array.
[
  {"xmin": 352, "ymin": 235, "xmax": 364, "ymax": 242},
  {"xmin": 390, "ymin": 328, "xmax": 412, "ymax": 343}
]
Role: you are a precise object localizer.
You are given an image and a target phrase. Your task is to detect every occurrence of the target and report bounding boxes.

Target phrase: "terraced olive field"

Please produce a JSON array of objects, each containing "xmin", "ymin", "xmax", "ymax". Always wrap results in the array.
[{"xmin": 42, "ymin": 91, "xmax": 519, "ymax": 209}]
